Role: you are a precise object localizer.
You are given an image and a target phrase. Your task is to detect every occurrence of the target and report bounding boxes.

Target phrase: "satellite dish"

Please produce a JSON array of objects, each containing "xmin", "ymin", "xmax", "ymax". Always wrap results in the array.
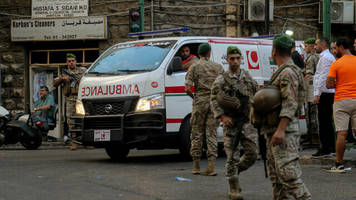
[{"xmin": 251, "ymin": 1, "xmax": 265, "ymax": 19}]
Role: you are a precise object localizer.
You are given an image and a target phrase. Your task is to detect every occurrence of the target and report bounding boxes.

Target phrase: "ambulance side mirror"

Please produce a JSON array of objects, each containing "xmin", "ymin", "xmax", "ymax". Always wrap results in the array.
[{"xmin": 167, "ymin": 56, "xmax": 182, "ymax": 75}]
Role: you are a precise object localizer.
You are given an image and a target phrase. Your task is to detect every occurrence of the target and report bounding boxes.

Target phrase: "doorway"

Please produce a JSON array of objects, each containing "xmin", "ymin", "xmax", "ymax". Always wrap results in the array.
[{"xmin": 29, "ymin": 48, "xmax": 99, "ymax": 138}]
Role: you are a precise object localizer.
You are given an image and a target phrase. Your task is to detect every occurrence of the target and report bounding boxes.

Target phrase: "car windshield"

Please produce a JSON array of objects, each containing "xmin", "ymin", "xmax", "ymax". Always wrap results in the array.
[{"xmin": 88, "ymin": 40, "xmax": 175, "ymax": 74}]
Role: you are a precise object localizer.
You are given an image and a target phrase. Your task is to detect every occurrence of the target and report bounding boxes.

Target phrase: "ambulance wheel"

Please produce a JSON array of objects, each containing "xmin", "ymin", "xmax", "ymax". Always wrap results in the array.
[
  {"xmin": 179, "ymin": 117, "xmax": 192, "ymax": 160},
  {"xmin": 105, "ymin": 143, "xmax": 129, "ymax": 161}
]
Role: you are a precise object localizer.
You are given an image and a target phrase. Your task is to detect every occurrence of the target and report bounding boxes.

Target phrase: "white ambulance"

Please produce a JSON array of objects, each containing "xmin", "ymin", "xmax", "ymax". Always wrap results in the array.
[{"xmin": 75, "ymin": 36, "xmax": 307, "ymax": 160}]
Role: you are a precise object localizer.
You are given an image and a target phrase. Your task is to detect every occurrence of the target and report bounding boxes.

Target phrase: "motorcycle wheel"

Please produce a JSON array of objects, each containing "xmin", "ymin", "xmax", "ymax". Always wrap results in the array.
[{"xmin": 20, "ymin": 131, "xmax": 42, "ymax": 150}]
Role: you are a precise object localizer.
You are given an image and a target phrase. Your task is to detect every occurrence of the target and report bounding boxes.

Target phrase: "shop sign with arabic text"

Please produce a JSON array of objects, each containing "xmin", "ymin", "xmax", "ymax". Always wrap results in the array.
[
  {"xmin": 32, "ymin": 0, "xmax": 88, "ymax": 18},
  {"xmin": 11, "ymin": 16, "xmax": 107, "ymax": 42}
]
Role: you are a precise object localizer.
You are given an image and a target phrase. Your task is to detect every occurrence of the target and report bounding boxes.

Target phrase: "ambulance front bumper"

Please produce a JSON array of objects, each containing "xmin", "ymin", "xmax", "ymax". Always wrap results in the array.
[{"xmin": 80, "ymin": 110, "xmax": 165, "ymax": 146}]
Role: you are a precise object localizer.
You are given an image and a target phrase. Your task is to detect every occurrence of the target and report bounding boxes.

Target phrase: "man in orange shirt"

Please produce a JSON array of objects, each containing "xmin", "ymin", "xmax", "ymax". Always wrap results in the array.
[{"xmin": 326, "ymin": 38, "xmax": 356, "ymax": 172}]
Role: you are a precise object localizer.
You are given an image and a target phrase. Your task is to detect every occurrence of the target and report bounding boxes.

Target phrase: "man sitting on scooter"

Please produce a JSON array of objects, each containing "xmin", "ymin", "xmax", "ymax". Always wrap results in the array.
[{"xmin": 32, "ymin": 85, "xmax": 55, "ymax": 131}]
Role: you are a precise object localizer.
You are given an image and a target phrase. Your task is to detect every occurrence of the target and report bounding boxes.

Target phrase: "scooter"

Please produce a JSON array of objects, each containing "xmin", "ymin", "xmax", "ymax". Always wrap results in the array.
[{"xmin": 0, "ymin": 106, "xmax": 43, "ymax": 150}]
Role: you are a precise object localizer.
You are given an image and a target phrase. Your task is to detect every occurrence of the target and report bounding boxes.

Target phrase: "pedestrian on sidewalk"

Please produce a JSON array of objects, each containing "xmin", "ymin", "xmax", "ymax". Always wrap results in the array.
[
  {"xmin": 331, "ymin": 41, "xmax": 342, "ymax": 60},
  {"xmin": 312, "ymin": 38, "xmax": 336, "ymax": 157},
  {"xmin": 291, "ymin": 40, "xmax": 305, "ymax": 69},
  {"xmin": 326, "ymin": 38, "xmax": 356, "ymax": 171}
]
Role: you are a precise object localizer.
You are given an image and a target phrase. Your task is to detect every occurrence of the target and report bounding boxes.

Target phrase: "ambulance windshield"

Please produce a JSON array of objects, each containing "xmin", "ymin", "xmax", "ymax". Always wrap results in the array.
[{"xmin": 88, "ymin": 40, "xmax": 175, "ymax": 74}]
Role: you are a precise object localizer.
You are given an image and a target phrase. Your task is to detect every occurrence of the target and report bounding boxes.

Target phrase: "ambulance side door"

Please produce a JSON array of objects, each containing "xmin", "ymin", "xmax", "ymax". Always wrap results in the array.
[{"xmin": 164, "ymin": 41, "xmax": 204, "ymax": 133}]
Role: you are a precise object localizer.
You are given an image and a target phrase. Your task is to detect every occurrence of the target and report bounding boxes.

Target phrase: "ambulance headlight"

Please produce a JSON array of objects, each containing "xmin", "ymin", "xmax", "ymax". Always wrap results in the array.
[
  {"xmin": 75, "ymin": 100, "xmax": 86, "ymax": 116},
  {"xmin": 135, "ymin": 93, "xmax": 165, "ymax": 112}
]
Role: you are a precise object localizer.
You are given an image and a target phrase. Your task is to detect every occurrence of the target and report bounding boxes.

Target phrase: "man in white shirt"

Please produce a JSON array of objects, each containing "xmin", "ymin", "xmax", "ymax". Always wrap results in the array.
[{"xmin": 312, "ymin": 38, "xmax": 336, "ymax": 157}]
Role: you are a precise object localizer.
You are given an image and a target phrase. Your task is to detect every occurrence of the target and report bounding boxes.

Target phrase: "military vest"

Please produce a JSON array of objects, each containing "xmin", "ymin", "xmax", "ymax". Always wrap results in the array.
[{"xmin": 220, "ymin": 71, "xmax": 250, "ymax": 121}]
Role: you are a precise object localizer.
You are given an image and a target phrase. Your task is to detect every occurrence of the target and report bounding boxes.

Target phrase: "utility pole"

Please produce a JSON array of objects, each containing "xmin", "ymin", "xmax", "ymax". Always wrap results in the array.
[
  {"xmin": 139, "ymin": 0, "xmax": 145, "ymax": 32},
  {"xmin": 265, "ymin": 0, "xmax": 270, "ymax": 35},
  {"xmin": 237, "ymin": 0, "xmax": 241, "ymax": 37},
  {"xmin": 323, "ymin": 0, "xmax": 331, "ymax": 40}
]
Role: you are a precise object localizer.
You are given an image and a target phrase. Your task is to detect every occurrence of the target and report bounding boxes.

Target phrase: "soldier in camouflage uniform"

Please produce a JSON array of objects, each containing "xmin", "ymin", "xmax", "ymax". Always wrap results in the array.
[
  {"xmin": 185, "ymin": 43, "xmax": 224, "ymax": 176},
  {"xmin": 53, "ymin": 53, "xmax": 87, "ymax": 150},
  {"xmin": 211, "ymin": 46, "xmax": 258, "ymax": 200},
  {"xmin": 304, "ymin": 38, "xmax": 320, "ymax": 142},
  {"xmin": 258, "ymin": 35, "xmax": 311, "ymax": 200}
]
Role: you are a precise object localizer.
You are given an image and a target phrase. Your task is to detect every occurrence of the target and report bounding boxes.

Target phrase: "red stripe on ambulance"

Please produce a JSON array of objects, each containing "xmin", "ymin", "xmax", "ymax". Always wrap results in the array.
[
  {"xmin": 165, "ymin": 86, "xmax": 194, "ymax": 93},
  {"xmin": 166, "ymin": 118, "xmax": 183, "ymax": 123}
]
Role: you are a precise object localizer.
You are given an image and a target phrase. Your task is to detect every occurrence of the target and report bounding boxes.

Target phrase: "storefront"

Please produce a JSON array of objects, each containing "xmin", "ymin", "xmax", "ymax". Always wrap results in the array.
[
  {"xmin": 9, "ymin": 0, "xmax": 107, "ymax": 138},
  {"xmin": 28, "ymin": 46, "xmax": 100, "ymax": 138}
]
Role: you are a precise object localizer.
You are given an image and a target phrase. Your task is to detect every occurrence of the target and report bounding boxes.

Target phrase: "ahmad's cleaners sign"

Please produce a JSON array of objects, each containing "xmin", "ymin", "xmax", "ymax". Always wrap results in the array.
[
  {"xmin": 11, "ymin": 17, "xmax": 107, "ymax": 42},
  {"xmin": 32, "ymin": 0, "xmax": 88, "ymax": 18}
]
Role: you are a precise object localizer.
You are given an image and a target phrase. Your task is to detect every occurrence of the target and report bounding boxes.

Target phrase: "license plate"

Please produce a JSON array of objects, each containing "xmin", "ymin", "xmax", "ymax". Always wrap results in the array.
[{"xmin": 94, "ymin": 130, "xmax": 111, "ymax": 142}]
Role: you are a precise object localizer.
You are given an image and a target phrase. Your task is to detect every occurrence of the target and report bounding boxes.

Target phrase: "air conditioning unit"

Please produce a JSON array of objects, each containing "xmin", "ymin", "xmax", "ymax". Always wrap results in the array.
[
  {"xmin": 319, "ymin": 0, "xmax": 354, "ymax": 24},
  {"xmin": 245, "ymin": 0, "xmax": 274, "ymax": 21}
]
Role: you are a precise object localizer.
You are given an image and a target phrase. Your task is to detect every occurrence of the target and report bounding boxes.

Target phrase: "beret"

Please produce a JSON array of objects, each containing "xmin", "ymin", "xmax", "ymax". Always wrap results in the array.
[
  {"xmin": 66, "ymin": 53, "xmax": 76, "ymax": 58},
  {"xmin": 198, "ymin": 43, "xmax": 211, "ymax": 55},
  {"xmin": 227, "ymin": 46, "xmax": 242, "ymax": 55},
  {"xmin": 273, "ymin": 34, "xmax": 293, "ymax": 49},
  {"xmin": 304, "ymin": 38, "xmax": 316, "ymax": 44}
]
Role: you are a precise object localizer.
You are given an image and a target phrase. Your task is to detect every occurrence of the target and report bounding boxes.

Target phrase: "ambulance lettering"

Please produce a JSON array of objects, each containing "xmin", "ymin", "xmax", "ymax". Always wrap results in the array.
[
  {"xmin": 81, "ymin": 84, "xmax": 140, "ymax": 97},
  {"xmin": 246, "ymin": 51, "xmax": 259, "ymax": 69}
]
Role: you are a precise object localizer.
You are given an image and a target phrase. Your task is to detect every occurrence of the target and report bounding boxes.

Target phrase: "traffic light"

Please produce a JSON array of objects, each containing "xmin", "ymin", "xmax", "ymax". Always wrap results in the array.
[{"xmin": 129, "ymin": 8, "xmax": 141, "ymax": 33}]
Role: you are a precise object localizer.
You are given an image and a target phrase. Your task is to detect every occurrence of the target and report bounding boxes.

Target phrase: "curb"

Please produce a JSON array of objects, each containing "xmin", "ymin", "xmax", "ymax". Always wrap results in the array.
[
  {"xmin": 0, "ymin": 142, "xmax": 70, "ymax": 150},
  {"xmin": 300, "ymin": 155, "xmax": 356, "ymax": 167}
]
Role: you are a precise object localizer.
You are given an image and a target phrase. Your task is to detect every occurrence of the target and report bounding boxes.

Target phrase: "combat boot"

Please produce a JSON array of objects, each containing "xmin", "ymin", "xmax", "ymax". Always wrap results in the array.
[
  {"xmin": 201, "ymin": 158, "xmax": 217, "ymax": 176},
  {"xmin": 192, "ymin": 160, "xmax": 201, "ymax": 175},
  {"xmin": 228, "ymin": 176, "xmax": 243, "ymax": 200},
  {"xmin": 69, "ymin": 142, "xmax": 77, "ymax": 150}
]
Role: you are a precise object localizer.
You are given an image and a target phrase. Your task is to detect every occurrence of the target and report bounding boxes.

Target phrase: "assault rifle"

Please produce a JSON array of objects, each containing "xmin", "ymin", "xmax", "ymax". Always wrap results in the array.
[
  {"xmin": 258, "ymin": 127, "xmax": 268, "ymax": 178},
  {"xmin": 63, "ymin": 69, "xmax": 79, "ymax": 88}
]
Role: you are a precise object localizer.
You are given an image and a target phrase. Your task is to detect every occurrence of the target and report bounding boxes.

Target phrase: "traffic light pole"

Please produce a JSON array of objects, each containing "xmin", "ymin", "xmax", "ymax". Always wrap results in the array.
[
  {"xmin": 139, "ymin": 0, "xmax": 144, "ymax": 32},
  {"xmin": 323, "ymin": 0, "xmax": 331, "ymax": 40},
  {"xmin": 265, "ymin": 0, "xmax": 270, "ymax": 35}
]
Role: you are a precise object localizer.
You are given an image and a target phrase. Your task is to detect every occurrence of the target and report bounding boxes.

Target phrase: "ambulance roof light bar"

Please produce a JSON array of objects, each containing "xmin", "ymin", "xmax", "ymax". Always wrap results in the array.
[
  {"xmin": 247, "ymin": 34, "xmax": 277, "ymax": 39},
  {"xmin": 128, "ymin": 27, "xmax": 190, "ymax": 38}
]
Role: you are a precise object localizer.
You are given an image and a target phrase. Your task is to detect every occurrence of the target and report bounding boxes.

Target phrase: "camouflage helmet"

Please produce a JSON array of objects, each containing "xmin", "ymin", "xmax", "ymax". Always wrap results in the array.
[
  {"xmin": 251, "ymin": 86, "xmax": 281, "ymax": 113},
  {"xmin": 216, "ymin": 91, "xmax": 241, "ymax": 111}
]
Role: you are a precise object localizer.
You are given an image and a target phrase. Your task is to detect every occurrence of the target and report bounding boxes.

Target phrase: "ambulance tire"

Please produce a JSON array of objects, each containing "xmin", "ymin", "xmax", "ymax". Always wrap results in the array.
[
  {"xmin": 179, "ymin": 117, "xmax": 192, "ymax": 160},
  {"xmin": 105, "ymin": 143, "xmax": 130, "ymax": 161}
]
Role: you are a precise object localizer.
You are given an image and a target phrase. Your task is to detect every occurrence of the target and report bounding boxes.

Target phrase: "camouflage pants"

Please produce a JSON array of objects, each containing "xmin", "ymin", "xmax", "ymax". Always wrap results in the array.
[
  {"xmin": 224, "ymin": 122, "xmax": 257, "ymax": 177},
  {"xmin": 266, "ymin": 131, "xmax": 311, "ymax": 200},
  {"xmin": 65, "ymin": 98, "xmax": 77, "ymax": 139},
  {"xmin": 190, "ymin": 101, "xmax": 219, "ymax": 160},
  {"xmin": 305, "ymin": 102, "xmax": 319, "ymax": 136}
]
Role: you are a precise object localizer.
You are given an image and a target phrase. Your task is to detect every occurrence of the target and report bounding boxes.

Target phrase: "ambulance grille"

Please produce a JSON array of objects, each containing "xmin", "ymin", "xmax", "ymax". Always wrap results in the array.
[
  {"xmin": 93, "ymin": 102, "xmax": 125, "ymax": 115},
  {"xmin": 83, "ymin": 98, "xmax": 138, "ymax": 116}
]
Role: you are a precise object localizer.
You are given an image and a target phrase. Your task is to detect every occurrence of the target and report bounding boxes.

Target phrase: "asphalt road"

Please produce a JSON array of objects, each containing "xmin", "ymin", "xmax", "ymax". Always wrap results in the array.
[{"xmin": 0, "ymin": 148, "xmax": 355, "ymax": 200}]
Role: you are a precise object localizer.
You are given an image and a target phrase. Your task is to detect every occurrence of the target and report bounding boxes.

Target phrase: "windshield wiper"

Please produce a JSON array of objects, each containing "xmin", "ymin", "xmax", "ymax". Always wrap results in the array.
[
  {"xmin": 116, "ymin": 69, "xmax": 151, "ymax": 72},
  {"xmin": 116, "ymin": 69, "xmax": 151, "ymax": 73},
  {"xmin": 87, "ymin": 71, "xmax": 115, "ymax": 75}
]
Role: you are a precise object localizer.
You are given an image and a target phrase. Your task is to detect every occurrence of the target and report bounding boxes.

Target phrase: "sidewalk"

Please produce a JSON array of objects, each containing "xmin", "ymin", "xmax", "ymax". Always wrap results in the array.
[
  {"xmin": 0, "ymin": 141, "xmax": 69, "ymax": 150},
  {"xmin": 300, "ymin": 148, "xmax": 356, "ymax": 167}
]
